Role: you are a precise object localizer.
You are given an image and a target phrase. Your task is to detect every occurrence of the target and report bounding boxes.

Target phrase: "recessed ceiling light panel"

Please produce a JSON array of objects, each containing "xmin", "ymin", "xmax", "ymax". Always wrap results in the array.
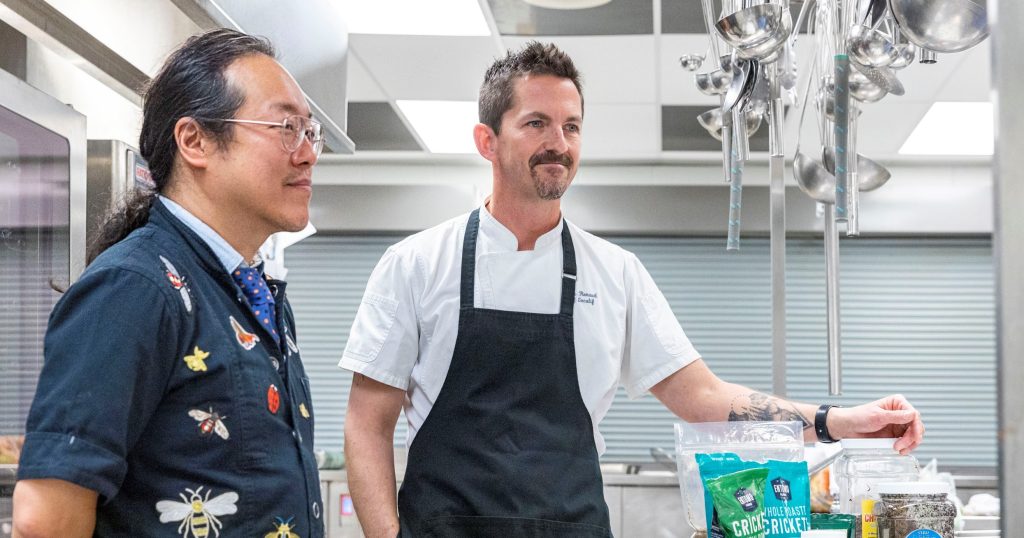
[
  {"xmin": 522, "ymin": 0, "xmax": 613, "ymax": 9},
  {"xmin": 335, "ymin": 0, "xmax": 491, "ymax": 36},
  {"xmin": 396, "ymin": 100, "xmax": 480, "ymax": 154},
  {"xmin": 899, "ymin": 102, "xmax": 993, "ymax": 156}
]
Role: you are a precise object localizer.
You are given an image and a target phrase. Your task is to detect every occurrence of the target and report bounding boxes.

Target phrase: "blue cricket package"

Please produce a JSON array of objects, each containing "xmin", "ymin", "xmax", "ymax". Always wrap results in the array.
[{"xmin": 696, "ymin": 452, "xmax": 811, "ymax": 538}]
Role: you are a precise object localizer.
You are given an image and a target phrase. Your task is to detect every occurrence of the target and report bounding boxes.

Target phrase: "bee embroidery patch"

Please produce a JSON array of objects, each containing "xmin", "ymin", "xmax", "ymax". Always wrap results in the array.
[
  {"xmin": 299, "ymin": 403, "xmax": 310, "ymax": 419},
  {"xmin": 159, "ymin": 256, "xmax": 193, "ymax": 312},
  {"xmin": 265, "ymin": 516, "xmax": 301, "ymax": 538},
  {"xmin": 183, "ymin": 346, "xmax": 210, "ymax": 372},
  {"xmin": 229, "ymin": 316, "xmax": 260, "ymax": 350},
  {"xmin": 156, "ymin": 486, "xmax": 238, "ymax": 538},
  {"xmin": 189, "ymin": 407, "xmax": 229, "ymax": 440}
]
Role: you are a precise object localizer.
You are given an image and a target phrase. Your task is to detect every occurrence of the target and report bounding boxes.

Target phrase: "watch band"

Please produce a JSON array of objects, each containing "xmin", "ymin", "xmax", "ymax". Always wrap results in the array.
[{"xmin": 815, "ymin": 404, "xmax": 839, "ymax": 443}]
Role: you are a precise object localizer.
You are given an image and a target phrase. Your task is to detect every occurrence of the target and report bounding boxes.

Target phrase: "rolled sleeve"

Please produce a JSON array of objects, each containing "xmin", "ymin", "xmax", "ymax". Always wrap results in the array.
[
  {"xmin": 17, "ymin": 266, "xmax": 180, "ymax": 501},
  {"xmin": 620, "ymin": 253, "xmax": 701, "ymax": 398},
  {"xmin": 340, "ymin": 248, "xmax": 420, "ymax": 390}
]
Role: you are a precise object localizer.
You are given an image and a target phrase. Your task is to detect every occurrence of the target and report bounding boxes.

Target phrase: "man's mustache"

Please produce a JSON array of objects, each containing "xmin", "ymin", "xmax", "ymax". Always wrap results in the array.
[{"xmin": 529, "ymin": 151, "xmax": 573, "ymax": 168}]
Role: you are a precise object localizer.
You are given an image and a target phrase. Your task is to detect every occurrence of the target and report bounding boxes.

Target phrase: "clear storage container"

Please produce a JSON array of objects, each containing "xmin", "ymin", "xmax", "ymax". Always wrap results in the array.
[
  {"xmin": 874, "ymin": 482, "xmax": 956, "ymax": 538},
  {"xmin": 832, "ymin": 438, "xmax": 920, "ymax": 538}
]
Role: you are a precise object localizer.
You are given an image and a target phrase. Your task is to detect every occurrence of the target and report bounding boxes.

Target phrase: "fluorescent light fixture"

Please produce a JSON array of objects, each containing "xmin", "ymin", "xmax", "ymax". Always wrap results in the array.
[
  {"xmin": 899, "ymin": 102, "xmax": 993, "ymax": 156},
  {"xmin": 523, "ymin": 0, "xmax": 613, "ymax": 8},
  {"xmin": 334, "ymin": 0, "xmax": 490, "ymax": 36},
  {"xmin": 396, "ymin": 100, "xmax": 479, "ymax": 154}
]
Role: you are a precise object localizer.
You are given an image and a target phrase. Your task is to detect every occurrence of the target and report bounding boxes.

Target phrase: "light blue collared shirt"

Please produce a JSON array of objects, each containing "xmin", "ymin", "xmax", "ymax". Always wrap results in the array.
[{"xmin": 159, "ymin": 195, "xmax": 245, "ymax": 273}]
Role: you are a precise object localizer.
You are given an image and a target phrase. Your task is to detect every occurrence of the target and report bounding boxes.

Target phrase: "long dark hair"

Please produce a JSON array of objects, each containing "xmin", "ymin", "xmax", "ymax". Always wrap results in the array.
[{"xmin": 87, "ymin": 28, "xmax": 276, "ymax": 264}]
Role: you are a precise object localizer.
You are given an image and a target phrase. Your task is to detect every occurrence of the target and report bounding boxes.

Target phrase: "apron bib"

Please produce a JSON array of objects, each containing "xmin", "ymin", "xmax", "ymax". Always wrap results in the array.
[{"xmin": 397, "ymin": 209, "xmax": 612, "ymax": 537}]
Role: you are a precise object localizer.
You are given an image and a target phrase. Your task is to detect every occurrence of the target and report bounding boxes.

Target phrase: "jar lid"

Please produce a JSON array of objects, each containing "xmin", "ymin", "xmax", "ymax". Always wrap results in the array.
[
  {"xmin": 876, "ymin": 482, "xmax": 950, "ymax": 495},
  {"xmin": 839, "ymin": 438, "xmax": 899, "ymax": 450}
]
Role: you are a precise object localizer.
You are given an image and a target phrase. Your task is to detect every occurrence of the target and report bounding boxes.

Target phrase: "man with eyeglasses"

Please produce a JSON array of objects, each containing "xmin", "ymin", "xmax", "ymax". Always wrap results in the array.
[{"xmin": 13, "ymin": 29, "xmax": 325, "ymax": 537}]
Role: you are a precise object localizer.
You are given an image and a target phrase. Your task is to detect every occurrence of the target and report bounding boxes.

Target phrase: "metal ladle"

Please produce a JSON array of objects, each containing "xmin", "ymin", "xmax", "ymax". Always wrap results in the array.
[
  {"xmin": 889, "ymin": 0, "xmax": 989, "ymax": 53},
  {"xmin": 715, "ymin": 3, "xmax": 794, "ymax": 61},
  {"xmin": 823, "ymin": 148, "xmax": 891, "ymax": 193},
  {"xmin": 848, "ymin": 68, "xmax": 888, "ymax": 103},
  {"xmin": 695, "ymin": 69, "xmax": 733, "ymax": 96},
  {"xmin": 697, "ymin": 106, "xmax": 765, "ymax": 141},
  {"xmin": 852, "ymin": 61, "xmax": 905, "ymax": 96}
]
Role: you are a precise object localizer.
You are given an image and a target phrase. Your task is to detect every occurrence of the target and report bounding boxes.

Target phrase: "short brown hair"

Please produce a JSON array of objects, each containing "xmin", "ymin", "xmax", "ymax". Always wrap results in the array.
[{"xmin": 479, "ymin": 41, "xmax": 583, "ymax": 134}]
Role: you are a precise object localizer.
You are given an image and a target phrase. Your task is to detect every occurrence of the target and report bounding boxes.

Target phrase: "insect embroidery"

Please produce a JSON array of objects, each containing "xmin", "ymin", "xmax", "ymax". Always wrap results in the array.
[
  {"xmin": 299, "ymin": 403, "xmax": 310, "ymax": 419},
  {"xmin": 160, "ymin": 255, "xmax": 193, "ymax": 312},
  {"xmin": 264, "ymin": 516, "xmax": 301, "ymax": 538},
  {"xmin": 183, "ymin": 346, "xmax": 210, "ymax": 372},
  {"xmin": 188, "ymin": 407, "xmax": 229, "ymax": 440},
  {"xmin": 229, "ymin": 316, "xmax": 260, "ymax": 350},
  {"xmin": 156, "ymin": 486, "xmax": 238, "ymax": 538}
]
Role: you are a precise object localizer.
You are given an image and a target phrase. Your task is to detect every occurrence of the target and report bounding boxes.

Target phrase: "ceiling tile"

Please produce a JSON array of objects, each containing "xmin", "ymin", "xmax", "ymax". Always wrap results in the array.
[
  {"xmin": 580, "ymin": 104, "xmax": 659, "ymax": 159},
  {"xmin": 932, "ymin": 41, "xmax": 991, "ymax": 102},
  {"xmin": 349, "ymin": 35, "xmax": 501, "ymax": 100},
  {"xmin": 347, "ymin": 102, "xmax": 423, "ymax": 151},
  {"xmin": 488, "ymin": 0, "xmax": 652, "ymax": 36},
  {"xmin": 502, "ymin": 35, "xmax": 657, "ymax": 104},
  {"xmin": 661, "ymin": 0, "xmax": 710, "ymax": 34}
]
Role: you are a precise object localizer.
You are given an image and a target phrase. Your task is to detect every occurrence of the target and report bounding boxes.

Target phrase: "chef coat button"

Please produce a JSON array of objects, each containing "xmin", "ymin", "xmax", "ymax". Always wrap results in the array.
[{"xmin": 312, "ymin": 501, "xmax": 320, "ymax": 519}]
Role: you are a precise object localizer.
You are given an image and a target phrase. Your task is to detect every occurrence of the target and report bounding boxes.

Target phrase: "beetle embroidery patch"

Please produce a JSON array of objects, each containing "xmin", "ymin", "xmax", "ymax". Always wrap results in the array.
[{"xmin": 265, "ymin": 516, "xmax": 300, "ymax": 538}]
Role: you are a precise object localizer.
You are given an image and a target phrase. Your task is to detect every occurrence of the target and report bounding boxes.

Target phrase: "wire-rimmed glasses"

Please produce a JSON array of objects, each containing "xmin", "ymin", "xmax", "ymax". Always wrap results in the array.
[{"xmin": 202, "ymin": 115, "xmax": 324, "ymax": 157}]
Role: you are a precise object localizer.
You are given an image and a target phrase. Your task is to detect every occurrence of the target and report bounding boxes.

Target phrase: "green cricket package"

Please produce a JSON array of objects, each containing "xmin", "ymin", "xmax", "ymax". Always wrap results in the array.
[
  {"xmin": 697, "ymin": 452, "xmax": 812, "ymax": 538},
  {"xmin": 703, "ymin": 467, "xmax": 770, "ymax": 538}
]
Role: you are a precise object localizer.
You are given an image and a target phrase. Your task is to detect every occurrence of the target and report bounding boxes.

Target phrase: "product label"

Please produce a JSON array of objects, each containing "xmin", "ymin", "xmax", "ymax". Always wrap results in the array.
[
  {"xmin": 861, "ymin": 499, "xmax": 878, "ymax": 538},
  {"xmin": 905, "ymin": 530, "xmax": 941, "ymax": 538}
]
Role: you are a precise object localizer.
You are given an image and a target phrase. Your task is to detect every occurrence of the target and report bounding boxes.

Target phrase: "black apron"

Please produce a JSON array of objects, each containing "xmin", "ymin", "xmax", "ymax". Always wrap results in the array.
[{"xmin": 397, "ymin": 209, "xmax": 612, "ymax": 538}]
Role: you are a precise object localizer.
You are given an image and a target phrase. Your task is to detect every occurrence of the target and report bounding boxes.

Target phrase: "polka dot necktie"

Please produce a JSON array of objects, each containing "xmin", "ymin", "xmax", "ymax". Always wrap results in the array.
[{"xmin": 232, "ymin": 265, "xmax": 279, "ymax": 345}]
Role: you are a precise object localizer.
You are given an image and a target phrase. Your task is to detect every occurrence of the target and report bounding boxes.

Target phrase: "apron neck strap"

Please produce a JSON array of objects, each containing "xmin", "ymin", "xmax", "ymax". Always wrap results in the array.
[{"xmin": 460, "ymin": 209, "xmax": 578, "ymax": 315}]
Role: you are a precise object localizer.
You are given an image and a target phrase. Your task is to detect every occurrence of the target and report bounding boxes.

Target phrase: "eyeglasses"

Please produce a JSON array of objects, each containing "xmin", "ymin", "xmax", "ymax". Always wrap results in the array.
[{"xmin": 202, "ymin": 115, "xmax": 324, "ymax": 157}]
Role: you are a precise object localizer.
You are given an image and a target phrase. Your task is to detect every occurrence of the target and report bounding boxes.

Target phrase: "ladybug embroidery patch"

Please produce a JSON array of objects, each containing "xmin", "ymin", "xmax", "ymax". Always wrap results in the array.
[
  {"xmin": 229, "ymin": 316, "xmax": 260, "ymax": 350},
  {"xmin": 267, "ymin": 384, "xmax": 280, "ymax": 414}
]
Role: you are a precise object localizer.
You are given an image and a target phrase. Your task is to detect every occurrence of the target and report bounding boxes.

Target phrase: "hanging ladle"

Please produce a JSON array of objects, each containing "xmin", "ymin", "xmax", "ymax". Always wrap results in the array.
[{"xmin": 715, "ymin": 3, "xmax": 794, "ymax": 62}]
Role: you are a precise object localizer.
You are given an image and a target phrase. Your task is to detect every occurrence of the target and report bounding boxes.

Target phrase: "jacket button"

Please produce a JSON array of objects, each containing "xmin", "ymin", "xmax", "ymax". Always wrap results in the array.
[{"xmin": 312, "ymin": 501, "xmax": 320, "ymax": 519}]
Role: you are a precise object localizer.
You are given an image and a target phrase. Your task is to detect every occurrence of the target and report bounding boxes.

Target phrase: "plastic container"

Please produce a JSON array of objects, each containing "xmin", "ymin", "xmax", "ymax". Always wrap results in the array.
[
  {"xmin": 832, "ymin": 438, "xmax": 920, "ymax": 538},
  {"xmin": 874, "ymin": 482, "xmax": 956, "ymax": 538}
]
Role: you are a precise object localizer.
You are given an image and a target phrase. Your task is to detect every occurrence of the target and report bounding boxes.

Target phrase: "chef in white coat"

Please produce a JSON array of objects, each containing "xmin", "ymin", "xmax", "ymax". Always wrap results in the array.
[{"xmin": 341, "ymin": 41, "xmax": 925, "ymax": 538}]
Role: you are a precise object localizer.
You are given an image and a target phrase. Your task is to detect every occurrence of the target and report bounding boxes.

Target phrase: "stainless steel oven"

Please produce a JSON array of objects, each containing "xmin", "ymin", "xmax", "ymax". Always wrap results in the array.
[{"xmin": 0, "ymin": 66, "xmax": 86, "ymax": 528}]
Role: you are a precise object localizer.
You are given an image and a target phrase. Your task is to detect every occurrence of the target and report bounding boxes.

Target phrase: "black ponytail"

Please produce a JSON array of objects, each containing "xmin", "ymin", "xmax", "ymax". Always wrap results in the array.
[{"xmin": 87, "ymin": 28, "xmax": 276, "ymax": 264}]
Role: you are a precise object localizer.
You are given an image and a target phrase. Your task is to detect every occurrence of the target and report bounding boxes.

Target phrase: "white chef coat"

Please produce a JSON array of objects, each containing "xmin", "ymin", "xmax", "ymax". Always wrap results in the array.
[{"xmin": 339, "ymin": 206, "xmax": 701, "ymax": 453}]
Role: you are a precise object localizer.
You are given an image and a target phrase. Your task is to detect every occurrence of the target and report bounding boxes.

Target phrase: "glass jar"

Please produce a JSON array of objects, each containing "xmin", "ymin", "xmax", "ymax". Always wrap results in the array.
[
  {"xmin": 874, "ymin": 482, "xmax": 956, "ymax": 538},
  {"xmin": 832, "ymin": 438, "xmax": 920, "ymax": 538}
]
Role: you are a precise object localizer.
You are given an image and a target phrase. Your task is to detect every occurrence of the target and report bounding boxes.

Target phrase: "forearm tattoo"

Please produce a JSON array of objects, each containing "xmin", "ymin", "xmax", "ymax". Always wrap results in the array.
[{"xmin": 728, "ymin": 392, "xmax": 812, "ymax": 430}]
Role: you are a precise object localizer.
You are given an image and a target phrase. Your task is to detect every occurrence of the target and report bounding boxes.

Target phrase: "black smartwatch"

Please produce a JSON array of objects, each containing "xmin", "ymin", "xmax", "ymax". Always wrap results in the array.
[{"xmin": 815, "ymin": 404, "xmax": 840, "ymax": 443}]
